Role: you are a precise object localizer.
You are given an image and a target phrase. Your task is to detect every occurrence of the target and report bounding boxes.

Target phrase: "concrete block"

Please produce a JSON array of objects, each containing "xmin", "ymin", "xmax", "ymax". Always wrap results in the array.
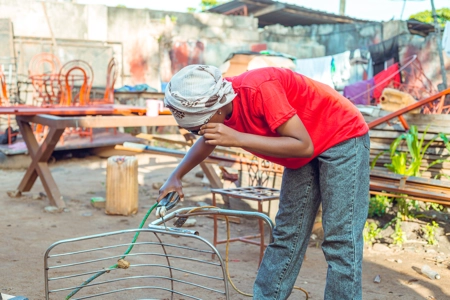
[
  {"xmin": 86, "ymin": 4, "xmax": 107, "ymax": 41},
  {"xmin": 291, "ymin": 25, "xmax": 311, "ymax": 36},
  {"xmin": 195, "ymin": 13, "xmax": 256, "ymax": 30},
  {"xmin": 226, "ymin": 29, "xmax": 259, "ymax": 42},
  {"xmin": 177, "ymin": 25, "xmax": 201, "ymax": 39},
  {"xmin": 316, "ymin": 24, "xmax": 334, "ymax": 35},
  {"xmin": 200, "ymin": 26, "xmax": 227, "ymax": 41},
  {"xmin": 359, "ymin": 24, "xmax": 380, "ymax": 38},
  {"xmin": 203, "ymin": 42, "xmax": 249, "ymax": 66},
  {"xmin": 383, "ymin": 20, "xmax": 408, "ymax": 40}
]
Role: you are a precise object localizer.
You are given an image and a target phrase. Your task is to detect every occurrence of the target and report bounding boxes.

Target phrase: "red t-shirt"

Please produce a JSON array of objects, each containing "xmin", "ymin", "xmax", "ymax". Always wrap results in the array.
[{"xmin": 224, "ymin": 67, "xmax": 369, "ymax": 169}]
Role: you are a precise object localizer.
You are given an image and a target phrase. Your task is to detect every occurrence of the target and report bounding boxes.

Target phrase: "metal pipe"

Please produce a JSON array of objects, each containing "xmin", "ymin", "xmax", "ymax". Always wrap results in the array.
[
  {"xmin": 45, "ymin": 227, "xmax": 230, "ymax": 300},
  {"xmin": 148, "ymin": 225, "xmax": 199, "ymax": 235},
  {"xmin": 431, "ymin": 0, "xmax": 448, "ymax": 90},
  {"xmin": 150, "ymin": 207, "xmax": 275, "ymax": 243},
  {"xmin": 339, "ymin": 0, "xmax": 346, "ymax": 15}
]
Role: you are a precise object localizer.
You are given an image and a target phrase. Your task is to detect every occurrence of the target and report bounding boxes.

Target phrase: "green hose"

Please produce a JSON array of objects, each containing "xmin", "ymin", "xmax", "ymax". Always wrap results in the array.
[{"xmin": 65, "ymin": 202, "xmax": 159, "ymax": 299}]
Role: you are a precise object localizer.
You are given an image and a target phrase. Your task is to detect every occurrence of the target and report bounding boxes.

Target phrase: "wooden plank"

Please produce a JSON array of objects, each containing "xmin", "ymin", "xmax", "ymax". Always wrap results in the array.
[
  {"xmin": 16, "ymin": 115, "xmax": 178, "ymax": 128},
  {"xmin": 364, "ymin": 112, "xmax": 450, "ymax": 134},
  {"xmin": 369, "ymin": 139, "xmax": 449, "ymax": 156},
  {"xmin": 370, "ymin": 168, "xmax": 450, "ymax": 188},
  {"xmin": 369, "ymin": 130, "xmax": 449, "ymax": 140}
]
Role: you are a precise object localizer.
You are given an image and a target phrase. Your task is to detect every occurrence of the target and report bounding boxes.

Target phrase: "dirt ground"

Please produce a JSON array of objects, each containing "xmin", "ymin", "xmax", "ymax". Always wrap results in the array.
[{"xmin": 1, "ymin": 151, "xmax": 450, "ymax": 300}]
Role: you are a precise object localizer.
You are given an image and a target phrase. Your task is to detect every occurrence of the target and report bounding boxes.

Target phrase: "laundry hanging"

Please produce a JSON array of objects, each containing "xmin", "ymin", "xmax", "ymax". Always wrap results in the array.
[
  {"xmin": 343, "ymin": 78, "xmax": 375, "ymax": 105},
  {"xmin": 373, "ymin": 63, "xmax": 401, "ymax": 99},
  {"xmin": 368, "ymin": 35, "xmax": 401, "ymax": 76},
  {"xmin": 295, "ymin": 56, "xmax": 334, "ymax": 88},
  {"xmin": 443, "ymin": 21, "xmax": 450, "ymax": 56},
  {"xmin": 331, "ymin": 51, "xmax": 352, "ymax": 90}
]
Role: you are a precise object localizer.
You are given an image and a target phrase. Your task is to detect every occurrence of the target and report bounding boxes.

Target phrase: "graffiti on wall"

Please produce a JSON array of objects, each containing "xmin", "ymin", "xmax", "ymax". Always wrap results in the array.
[
  {"xmin": 128, "ymin": 40, "xmax": 150, "ymax": 84},
  {"xmin": 169, "ymin": 40, "xmax": 205, "ymax": 75}
]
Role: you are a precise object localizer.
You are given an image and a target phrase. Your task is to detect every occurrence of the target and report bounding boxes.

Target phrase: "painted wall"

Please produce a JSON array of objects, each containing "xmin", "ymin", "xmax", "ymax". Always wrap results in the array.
[
  {"xmin": 0, "ymin": 0, "xmax": 448, "ymax": 92},
  {"xmin": 259, "ymin": 20, "xmax": 410, "ymax": 57}
]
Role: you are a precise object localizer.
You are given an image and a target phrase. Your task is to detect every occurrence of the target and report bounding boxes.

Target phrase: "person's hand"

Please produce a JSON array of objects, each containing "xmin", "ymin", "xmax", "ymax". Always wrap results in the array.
[
  {"xmin": 200, "ymin": 123, "xmax": 242, "ymax": 147},
  {"xmin": 157, "ymin": 175, "xmax": 184, "ymax": 203},
  {"xmin": 155, "ymin": 175, "xmax": 184, "ymax": 217}
]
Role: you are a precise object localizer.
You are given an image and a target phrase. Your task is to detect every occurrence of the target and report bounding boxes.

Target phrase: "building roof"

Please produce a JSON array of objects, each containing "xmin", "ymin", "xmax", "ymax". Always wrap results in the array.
[
  {"xmin": 407, "ymin": 19, "xmax": 435, "ymax": 37},
  {"xmin": 207, "ymin": 0, "xmax": 368, "ymax": 27}
]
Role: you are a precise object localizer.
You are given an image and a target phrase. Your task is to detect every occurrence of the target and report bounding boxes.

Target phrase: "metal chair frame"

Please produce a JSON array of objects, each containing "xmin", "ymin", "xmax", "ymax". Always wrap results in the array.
[{"xmin": 44, "ymin": 208, "xmax": 274, "ymax": 300}]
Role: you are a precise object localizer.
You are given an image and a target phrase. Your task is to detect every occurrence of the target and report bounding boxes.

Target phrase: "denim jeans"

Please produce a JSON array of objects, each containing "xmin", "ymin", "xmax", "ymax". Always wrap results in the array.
[{"xmin": 254, "ymin": 133, "xmax": 370, "ymax": 300}]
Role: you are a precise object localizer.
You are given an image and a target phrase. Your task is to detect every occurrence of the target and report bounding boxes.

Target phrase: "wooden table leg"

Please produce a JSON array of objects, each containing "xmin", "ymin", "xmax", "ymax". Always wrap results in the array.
[{"xmin": 15, "ymin": 119, "xmax": 66, "ymax": 208}]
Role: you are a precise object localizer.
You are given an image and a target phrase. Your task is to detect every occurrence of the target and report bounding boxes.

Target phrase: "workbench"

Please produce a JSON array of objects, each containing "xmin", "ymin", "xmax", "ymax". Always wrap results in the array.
[{"xmin": 9, "ymin": 114, "xmax": 177, "ymax": 208}]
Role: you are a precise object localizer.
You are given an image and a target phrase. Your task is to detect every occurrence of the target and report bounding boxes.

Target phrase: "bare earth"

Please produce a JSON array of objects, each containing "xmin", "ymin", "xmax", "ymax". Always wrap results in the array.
[{"xmin": 0, "ymin": 152, "xmax": 449, "ymax": 300}]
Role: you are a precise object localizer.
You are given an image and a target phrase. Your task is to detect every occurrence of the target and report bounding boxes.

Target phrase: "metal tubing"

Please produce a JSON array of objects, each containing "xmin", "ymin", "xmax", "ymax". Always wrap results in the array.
[
  {"xmin": 45, "ymin": 227, "xmax": 230, "ymax": 300},
  {"xmin": 148, "ymin": 225, "xmax": 199, "ymax": 235},
  {"xmin": 150, "ymin": 207, "xmax": 275, "ymax": 243}
]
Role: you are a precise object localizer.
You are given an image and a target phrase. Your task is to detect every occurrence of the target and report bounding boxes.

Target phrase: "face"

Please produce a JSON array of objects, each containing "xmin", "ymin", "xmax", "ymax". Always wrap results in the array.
[{"xmin": 184, "ymin": 108, "xmax": 228, "ymax": 136}]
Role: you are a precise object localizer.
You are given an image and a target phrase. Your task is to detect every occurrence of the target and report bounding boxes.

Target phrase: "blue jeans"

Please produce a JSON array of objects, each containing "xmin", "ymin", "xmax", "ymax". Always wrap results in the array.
[{"xmin": 254, "ymin": 133, "xmax": 370, "ymax": 300}]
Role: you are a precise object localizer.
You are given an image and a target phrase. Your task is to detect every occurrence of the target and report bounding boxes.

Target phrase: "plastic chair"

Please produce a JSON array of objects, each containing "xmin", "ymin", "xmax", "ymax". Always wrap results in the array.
[
  {"xmin": 28, "ymin": 53, "xmax": 62, "ymax": 106},
  {"xmin": 56, "ymin": 60, "xmax": 94, "ymax": 142},
  {"xmin": 91, "ymin": 57, "xmax": 118, "ymax": 105},
  {"xmin": 58, "ymin": 60, "xmax": 94, "ymax": 106},
  {"xmin": 0, "ymin": 70, "xmax": 20, "ymax": 145}
]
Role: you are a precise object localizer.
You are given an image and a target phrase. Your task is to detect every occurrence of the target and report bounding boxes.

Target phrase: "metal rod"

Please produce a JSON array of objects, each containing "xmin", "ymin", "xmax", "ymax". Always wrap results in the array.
[
  {"xmin": 50, "ymin": 275, "xmax": 225, "ymax": 295},
  {"xmin": 45, "ymin": 227, "xmax": 230, "ymax": 300},
  {"xmin": 150, "ymin": 207, "xmax": 275, "ymax": 243},
  {"xmin": 48, "ymin": 251, "xmax": 222, "ymax": 270},
  {"xmin": 70, "ymin": 286, "xmax": 205, "ymax": 300},
  {"xmin": 430, "ymin": 0, "xmax": 448, "ymax": 90},
  {"xmin": 49, "ymin": 263, "xmax": 223, "ymax": 282}
]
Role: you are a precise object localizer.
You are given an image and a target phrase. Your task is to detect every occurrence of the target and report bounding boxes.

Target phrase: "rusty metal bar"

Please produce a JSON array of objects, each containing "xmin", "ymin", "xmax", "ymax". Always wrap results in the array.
[{"xmin": 368, "ymin": 88, "xmax": 450, "ymax": 129}]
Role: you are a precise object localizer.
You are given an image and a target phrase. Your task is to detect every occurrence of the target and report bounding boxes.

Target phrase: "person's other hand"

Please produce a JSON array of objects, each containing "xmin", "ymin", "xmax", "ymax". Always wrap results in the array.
[
  {"xmin": 156, "ymin": 175, "xmax": 184, "ymax": 203},
  {"xmin": 200, "ymin": 123, "xmax": 242, "ymax": 147}
]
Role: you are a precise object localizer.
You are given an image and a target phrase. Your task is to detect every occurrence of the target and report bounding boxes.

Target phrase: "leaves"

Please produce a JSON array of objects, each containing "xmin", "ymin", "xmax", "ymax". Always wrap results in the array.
[
  {"xmin": 372, "ymin": 124, "xmax": 450, "ymax": 222},
  {"xmin": 423, "ymin": 221, "xmax": 439, "ymax": 245},
  {"xmin": 409, "ymin": 8, "xmax": 450, "ymax": 27},
  {"xmin": 391, "ymin": 217, "xmax": 407, "ymax": 246},
  {"xmin": 380, "ymin": 125, "xmax": 450, "ymax": 177},
  {"xmin": 364, "ymin": 221, "xmax": 382, "ymax": 246}
]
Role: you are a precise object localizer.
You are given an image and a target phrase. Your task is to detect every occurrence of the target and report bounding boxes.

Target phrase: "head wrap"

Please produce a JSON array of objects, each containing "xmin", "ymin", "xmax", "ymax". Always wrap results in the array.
[{"xmin": 164, "ymin": 65, "xmax": 236, "ymax": 128}]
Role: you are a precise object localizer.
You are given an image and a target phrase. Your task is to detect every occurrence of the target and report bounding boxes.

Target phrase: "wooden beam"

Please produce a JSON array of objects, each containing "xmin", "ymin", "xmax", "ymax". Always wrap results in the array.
[
  {"xmin": 16, "ymin": 115, "xmax": 178, "ymax": 128},
  {"xmin": 253, "ymin": 3, "xmax": 285, "ymax": 17}
]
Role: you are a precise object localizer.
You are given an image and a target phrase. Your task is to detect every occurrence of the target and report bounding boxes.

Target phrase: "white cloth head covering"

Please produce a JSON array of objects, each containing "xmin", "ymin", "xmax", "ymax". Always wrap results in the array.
[{"xmin": 164, "ymin": 65, "xmax": 236, "ymax": 128}]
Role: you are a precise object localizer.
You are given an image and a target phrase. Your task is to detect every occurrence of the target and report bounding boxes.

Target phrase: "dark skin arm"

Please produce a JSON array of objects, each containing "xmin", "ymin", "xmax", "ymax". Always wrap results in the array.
[
  {"xmin": 157, "ymin": 114, "xmax": 313, "ymax": 202},
  {"xmin": 201, "ymin": 114, "xmax": 313, "ymax": 158},
  {"xmin": 157, "ymin": 137, "xmax": 216, "ymax": 202}
]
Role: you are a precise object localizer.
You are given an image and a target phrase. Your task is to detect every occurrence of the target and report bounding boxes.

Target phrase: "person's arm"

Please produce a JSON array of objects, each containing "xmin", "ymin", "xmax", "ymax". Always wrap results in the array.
[
  {"xmin": 157, "ymin": 137, "xmax": 216, "ymax": 201},
  {"xmin": 200, "ymin": 114, "xmax": 313, "ymax": 158}
]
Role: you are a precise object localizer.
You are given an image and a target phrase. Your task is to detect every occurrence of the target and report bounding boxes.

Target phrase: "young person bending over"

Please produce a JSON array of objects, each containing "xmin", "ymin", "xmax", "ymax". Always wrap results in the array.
[{"xmin": 158, "ymin": 65, "xmax": 370, "ymax": 300}]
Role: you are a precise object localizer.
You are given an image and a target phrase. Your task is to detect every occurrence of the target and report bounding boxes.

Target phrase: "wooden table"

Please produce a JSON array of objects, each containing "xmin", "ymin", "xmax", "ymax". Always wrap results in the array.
[
  {"xmin": 114, "ymin": 91, "xmax": 165, "ymax": 133},
  {"xmin": 114, "ymin": 91, "xmax": 165, "ymax": 100},
  {"xmin": 11, "ymin": 114, "xmax": 178, "ymax": 208}
]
